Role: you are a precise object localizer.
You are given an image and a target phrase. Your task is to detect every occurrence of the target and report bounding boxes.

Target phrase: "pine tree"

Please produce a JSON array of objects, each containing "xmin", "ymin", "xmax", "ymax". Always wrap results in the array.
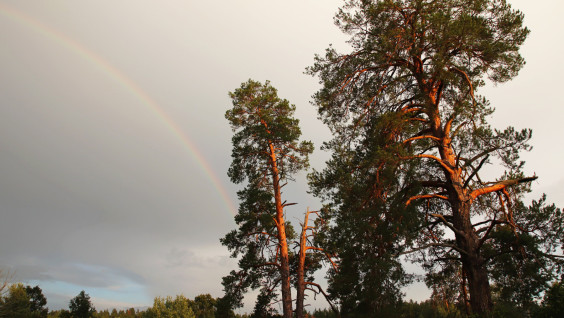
[
  {"xmin": 221, "ymin": 79, "xmax": 313, "ymax": 318},
  {"xmin": 308, "ymin": 0, "xmax": 562, "ymax": 315},
  {"xmin": 69, "ymin": 290, "xmax": 95, "ymax": 318}
]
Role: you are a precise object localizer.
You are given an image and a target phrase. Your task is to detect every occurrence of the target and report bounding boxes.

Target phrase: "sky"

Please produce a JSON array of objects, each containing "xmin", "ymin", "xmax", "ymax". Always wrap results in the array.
[{"xmin": 1, "ymin": 0, "xmax": 563, "ymax": 313}]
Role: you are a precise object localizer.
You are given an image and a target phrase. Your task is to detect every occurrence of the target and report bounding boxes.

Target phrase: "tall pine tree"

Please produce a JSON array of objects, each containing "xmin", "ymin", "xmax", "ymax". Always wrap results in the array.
[
  {"xmin": 308, "ymin": 0, "xmax": 563, "ymax": 315},
  {"xmin": 221, "ymin": 80, "xmax": 313, "ymax": 318}
]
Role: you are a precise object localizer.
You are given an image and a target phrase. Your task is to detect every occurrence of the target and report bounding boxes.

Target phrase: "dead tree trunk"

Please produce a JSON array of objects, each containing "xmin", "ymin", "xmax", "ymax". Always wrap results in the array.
[
  {"xmin": 295, "ymin": 210, "xmax": 309, "ymax": 318},
  {"xmin": 296, "ymin": 209, "xmax": 340, "ymax": 318}
]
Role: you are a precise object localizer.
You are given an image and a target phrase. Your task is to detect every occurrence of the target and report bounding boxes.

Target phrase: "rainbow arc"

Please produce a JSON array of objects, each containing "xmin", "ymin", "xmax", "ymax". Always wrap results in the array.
[{"xmin": 0, "ymin": 3, "xmax": 237, "ymax": 216}]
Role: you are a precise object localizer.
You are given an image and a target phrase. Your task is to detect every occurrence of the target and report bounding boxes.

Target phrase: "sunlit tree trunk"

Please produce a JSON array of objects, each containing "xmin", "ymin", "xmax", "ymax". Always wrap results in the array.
[
  {"xmin": 269, "ymin": 142, "xmax": 293, "ymax": 318},
  {"xmin": 428, "ymin": 86, "xmax": 493, "ymax": 314},
  {"xmin": 295, "ymin": 209, "xmax": 340, "ymax": 318},
  {"xmin": 295, "ymin": 210, "xmax": 309, "ymax": 318}
]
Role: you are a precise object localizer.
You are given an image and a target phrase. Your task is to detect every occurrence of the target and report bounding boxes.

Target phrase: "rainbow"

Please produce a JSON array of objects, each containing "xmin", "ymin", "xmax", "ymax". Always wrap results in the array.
[{"xmin": 0, "ymin": 4, "xmax": 237, "ymax": 217}]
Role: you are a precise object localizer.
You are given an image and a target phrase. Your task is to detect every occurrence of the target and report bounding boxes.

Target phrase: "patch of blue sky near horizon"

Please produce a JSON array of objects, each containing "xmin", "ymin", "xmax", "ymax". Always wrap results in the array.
[
  {"xmin": 27, "ymin": 278, "xmax": 149, "ymax": 310},
  {"xmin": 9, "ymin": 260, "xmax": 150, "ymax": 309}
]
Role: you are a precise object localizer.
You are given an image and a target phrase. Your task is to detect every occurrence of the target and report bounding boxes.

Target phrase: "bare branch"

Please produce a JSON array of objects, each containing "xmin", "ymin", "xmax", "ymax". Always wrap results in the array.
[
  {"xmin": 401, "ymin": 154, "xmax": 454, "ymax": 174},
  {"xmin": 399, "ymin": 243, "xmax": 468, "ymax": 256},
  {"xmin": 462, "ymin": 154, "xmax": 489, "ymax": 189},
  {"xmin": 430, "ymin": 213, "xmax": 465, "ymax": 237},
  {"xmin": 406, "ymin": 194, "xmax": 449, "ymax": 206},
  {"xmin": 304, "ymin": 282, "xmax": 340, "ymax": 316}
]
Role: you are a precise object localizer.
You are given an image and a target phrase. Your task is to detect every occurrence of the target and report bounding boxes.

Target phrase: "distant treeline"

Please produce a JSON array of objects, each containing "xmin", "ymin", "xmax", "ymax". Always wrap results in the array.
[
  {"xmin": 0, "ymin": 283, "xmax": 224, "ymax": 318},
  {"xmin": 0, "ymin": 280, "xmax": 563, "ymax": 317}
]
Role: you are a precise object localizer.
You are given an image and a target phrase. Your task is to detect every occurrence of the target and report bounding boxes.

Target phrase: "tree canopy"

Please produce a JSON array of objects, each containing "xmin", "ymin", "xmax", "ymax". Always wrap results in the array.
[
  {"xmin": 69, "ymin": 290, "xmax": 95, "ymax": 318},
  {"xmin": 145, "ymin": 295, "xmax": 195, "ymax": 318},
  {"xmin": 0, "ymin": 284, "xmax": 48, "ymax": 318},
  {"xmin": 0, "ymin": 283, "xmax": 32, "ymax": 318}
]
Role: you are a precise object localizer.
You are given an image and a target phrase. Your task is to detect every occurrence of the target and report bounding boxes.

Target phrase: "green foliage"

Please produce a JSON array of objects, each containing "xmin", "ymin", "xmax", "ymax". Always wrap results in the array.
[
  {"xmin": 225, "ymin": 79, "xmax": 313, "ymax": 186},
  {"xmin": 249, "ymin": 289, "xmax": 280, "ymax": 318},
  {"xmin": 94, "ymin": 307, "xmax": 141, "ymax": 318},
  {"xmin": 0, "ymin": 283, "xmax": 32, "ymax": 318},
  {"xmin": 48, "ymin": 309, "xmax": 71, "ymax": 318},
  {"xmin": 145, "ymin": 295, "xmax": 195, "ymax": 318},
  {"xmin": 309, "ymin": 308, "xmax": 337, "ymax": 318},
  {"xmin": 490, "ymin": 301, "xmax": 532, "ymax": 318},
  {"xmin": 484, "ymin": 195, "xmax": 564, "ymax": 309},
  {"xmin": 535, "ymin": 280, "xmax": 564, "ymax": 318},
  {"xmin": 214, "ymin": 296, "xmax": 237, "ymax": 318},
  {"xmin": 69, "ymin": 290, "xmax": 95, "ymax": 318},
  {"xmin": 192, "ymin": 294, "xmax": 216, "ymax": 318},
  {"xmin": 397, "ymin": 300, "xmax": 465, "ymax": 318},
  {"xmin": 26, "ymin": 285, "xmax": 49, "ymax": 317},
  {"xmin": 0, "ymin": 283, "xmax": 48, "ymax": 317}
]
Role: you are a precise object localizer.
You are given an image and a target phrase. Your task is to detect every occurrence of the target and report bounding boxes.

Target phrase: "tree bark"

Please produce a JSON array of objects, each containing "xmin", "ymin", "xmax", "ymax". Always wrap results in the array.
[
  {"xmin": 428, "ymin": 84, "xmax": 493, "ymax": 315},
  {"xmin": 441, "ymin": 146, "xmax": 493, "ymax": 314},
  {"xmin": 451, "ymin": 200, "xmax": 493, "ymax": 315},
  {"xmin": 269, "ymin": 142, "xmax": 293, "ymax": 318},
  {"xmin": 295, "ymin": 210, "xmax": 310, "ymax": 318}
]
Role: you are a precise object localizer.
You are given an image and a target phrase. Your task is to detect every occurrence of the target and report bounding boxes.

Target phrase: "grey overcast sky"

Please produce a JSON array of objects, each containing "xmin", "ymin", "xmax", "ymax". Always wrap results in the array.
[{"xmin": 1, "ymin": 0, "xmax": 563, "ymax": 312}]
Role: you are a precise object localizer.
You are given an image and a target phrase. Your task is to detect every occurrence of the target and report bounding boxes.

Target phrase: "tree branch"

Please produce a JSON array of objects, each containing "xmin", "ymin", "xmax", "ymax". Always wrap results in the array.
[
  {"xmin": 406, "ymin": 194, "xmax": 449, "ymax": 206},
  {"xmin": 402, "ymin": 135, "xmax": 441, "ymax": 145},
  {"xmin": 304, "ymin": 282, "xmax": 340, "ymax": 316},
  {"xmin": 401, "ymin": 154, "xmax": 454, "ymax": 174},
  {"xmin": 430, "ymin": 213, "xmax": 465, "ymax": 237},
  {"xmin": 398, "ymin": 242, "xmax": 468, "ymax": 256},
  {"xmin": 470, "ymin": 176, "xmax": 538, "ymax": 200},
  {"xmin": 462, "ymin": 154, "xmax": 489, "ymax": 189}
]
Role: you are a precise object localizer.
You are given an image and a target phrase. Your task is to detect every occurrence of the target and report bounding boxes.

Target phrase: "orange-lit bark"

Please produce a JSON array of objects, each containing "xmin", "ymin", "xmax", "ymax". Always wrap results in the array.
[
  {"xmin": 470, "ymin": 177, "xmax": 537, "ymax": 200},
  {"xmin": 420, "ymin": 90, "xmax": 538, "ymax": 313},
  {"xmin": 461, "ymin": 268, "xmax": 471, "ymax": 316},
  {"xmin": 268, "ymin": 141, "xmax": 293, "ymax": 318},
  {"xmin": 308, "ymin": 1, "xmax": 533, "ymax": 313},
  {"xmin": 451, "ymin": 200, "xmax": 493, "ymax": 313},
  {"xmin": 430, "ymin": 83, "xmax": 494, "ymax": 312},
  {"xmin": 295, "ymin": 209, "xmax": 309, "ymax": 318}
]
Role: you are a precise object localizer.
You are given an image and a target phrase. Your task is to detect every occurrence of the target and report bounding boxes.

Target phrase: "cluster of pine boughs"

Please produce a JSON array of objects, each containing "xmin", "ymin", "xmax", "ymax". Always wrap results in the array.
[{"xmin": 220, "ymin": 0, "xmax": 564, "ymax": 317}]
